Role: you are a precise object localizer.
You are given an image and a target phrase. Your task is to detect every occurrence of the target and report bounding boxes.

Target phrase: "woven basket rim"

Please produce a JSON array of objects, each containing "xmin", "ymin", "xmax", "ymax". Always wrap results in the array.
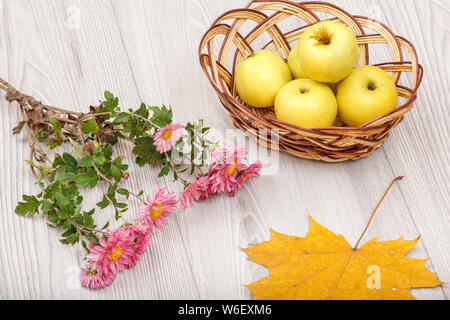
[
  {"xmin": 199, "ymin": 0, "xmax": 422, "ymax": 134},
  {"xmin": 198, "ymin": 0, "xmax": 423, "ymax": 162}
]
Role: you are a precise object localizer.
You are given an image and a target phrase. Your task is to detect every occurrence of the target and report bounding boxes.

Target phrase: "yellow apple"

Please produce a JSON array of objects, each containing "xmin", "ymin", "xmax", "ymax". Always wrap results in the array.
[
  {"xmin": 275, "ymin": 79, "xmax": 337, "ymax": 129},
  {"xmin": 336, "ymin": 65, "xmax": 398, "ymax": 127},
  {"xmin": 235, "ymin": 50, "xmax": 291, "ymax": 108},
  {"xmin": 288, "ymin": 43, "xmax": 339, "ymax": 92},
  {"xmin": 288, "ymin": 42, "xmax": 308, "ymax": 79},
  {"xmin": 298, "ymin": 21, "xmax": 358, "ymax": 83}
]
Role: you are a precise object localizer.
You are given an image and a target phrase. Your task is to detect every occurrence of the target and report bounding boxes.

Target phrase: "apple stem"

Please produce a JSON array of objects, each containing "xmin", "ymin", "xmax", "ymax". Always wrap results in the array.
[
  {"xmin": 353, "ymin": 176, "xmax": 404, "ymax": 250},
  {"xmin": 314, "ymin": 27, "xmax": 332, "ymax": 46}
]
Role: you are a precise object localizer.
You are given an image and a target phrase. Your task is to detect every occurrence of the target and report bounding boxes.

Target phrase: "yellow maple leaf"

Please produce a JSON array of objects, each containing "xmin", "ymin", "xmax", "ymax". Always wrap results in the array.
[{"xmin": 243, "ymin": 178, "xmax": 442, "ymax": 300}]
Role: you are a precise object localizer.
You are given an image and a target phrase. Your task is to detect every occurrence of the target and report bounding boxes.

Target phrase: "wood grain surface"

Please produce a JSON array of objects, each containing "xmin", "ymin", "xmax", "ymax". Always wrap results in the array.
[{"xmin": 0, "ymin": 0, "xmax": 448, "ymax": 300}]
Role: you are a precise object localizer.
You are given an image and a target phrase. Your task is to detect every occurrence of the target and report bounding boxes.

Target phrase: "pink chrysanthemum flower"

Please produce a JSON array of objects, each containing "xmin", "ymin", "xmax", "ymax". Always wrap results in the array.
[
  {"xmin": 227, "ymin": 161, "xmax": 263, "ymax": 197},
  {"xmin": 80, "ymin": 264, "xmax": 116, "ymax": 290},
  {"xmin": 205, "ymin": 146, "xmax": 231, "ymax": 167},
  {"xmin": 206, "ymin": 144, "xmax": 247, "ymax": 195},
  {"xmin": 138, "ymin": 186, "xmax": 177, "ymax": 233},
  {"xmin": 153, "ymin": 123, "xmax": 184, "ymax": 153},
  {"xmin": 231, "ymin": 144, "xmax": 248, "ymax": 165},
  {"xmin": 236, "ymin": 161, "xmax": 262, "ymax": 188},
  {"xmin": 126, "ymin": 224, "xmax": 152, "ymax": 256},
  {"xmin": 86, "ymin": 227, "xmax": 135, "ymax": 275},
  {"xmin": 206, "ymin": 144, "xmax": 248, "ymax": 168},
  {"xmin": 208, "ymin": 161, "xmax": 247, "ymax": 195},
  {"xmin": 106, "ymin": 224, "xmax": 151, "ymax": 269},
  {"xmin": 179, "ymin": 176, "xmax": 210, "ymax": 209}
]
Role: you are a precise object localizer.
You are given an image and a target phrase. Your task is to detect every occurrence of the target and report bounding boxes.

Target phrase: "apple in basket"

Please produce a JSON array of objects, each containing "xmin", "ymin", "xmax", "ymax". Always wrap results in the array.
[
  {"xmin": 235, "ymin": 50, "xmax": 292, "ymax": 108},
  {"xmin": 275, "ymin": 79, "xmax": 337, "ymax": 129},
  {"xmin": 287, "ymin": 43, "xmax": 339, "ymax": 94},
  {"xmin": 288, "ymin": 42, "xmax": 308, "ymax": 80},
  {"xmin": 336, "ymin": 65, "xmax": 398, "ymax": 127},
  {"xmin": 297, "ymin": 21, "xmax": 358, "ymax": 84}
]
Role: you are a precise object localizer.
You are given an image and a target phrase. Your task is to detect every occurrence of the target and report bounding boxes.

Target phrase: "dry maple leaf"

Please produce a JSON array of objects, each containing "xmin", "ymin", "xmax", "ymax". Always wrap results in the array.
[{"xmin": 243, "ymin": 178, "xmax": 442, "ymax": 300}]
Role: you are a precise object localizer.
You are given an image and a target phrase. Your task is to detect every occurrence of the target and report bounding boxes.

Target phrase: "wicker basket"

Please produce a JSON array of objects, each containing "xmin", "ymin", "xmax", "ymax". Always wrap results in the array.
[{"xmin": 199, "ymin": 0, "xmax": 422, "ymax": 162}]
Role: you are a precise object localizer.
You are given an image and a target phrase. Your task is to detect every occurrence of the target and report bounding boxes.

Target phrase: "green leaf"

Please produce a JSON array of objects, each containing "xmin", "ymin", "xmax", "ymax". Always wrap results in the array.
[
  {"xmin": 62, "ymin": 152, "xmax": 78, "ymax": 171},
  {"xmin": 80, "ymin": 118, "xmax": 99, "ymax": 135},
  {"xmin": 82, "ymin": 240, "xmax": 90, "ymax": 253},
  {"xmin": 133, "ymin": 137, "xmax": 161, "ymax": 165},
  {"xmin": 85, "ymin": 208, "xmax": 95, "ymax": 215},
  {"xmin": 104, "ymin": 91, "xmax": 114, "ymax": 101},
  {"xmin": 74, "ymin": 211, "xmax": 83, "ymax": 224},
  {"xmin": 107, "ymin": 182, "xmax": 118, "ymax": 197},
  {"xmin": 135, "ymin": 156, "xmax": 147, "ymax": 167},
  {"xmin": 149, "ymin": 151, "xmax": 163, "ymax": 165},
  {"xmin": 49, "ymin": 117, "xmax": 62, "ymax": 133},
  {"xmin": 115, "ymin": 113, "xmax": 130, "ymax": 123},
  {"xmin": 114, "ymin": 209, "xmax": 121, "ymax": 221},
  {"xmin": 41, "ymin": 200, "xmax": 53, "ymax": 215},
  {"xmin": 61, "ymin": 233, "xmax": 79, "ymax": 245},
  {"xmin": 110, "ymin": 165, "xmax": 122, "ymax": 181},
  {"xmin": 48, "ymin": 209, "xmax": 59, "ymax": 224},
  {"xmin": 115, "ymin": 203, "xmax": 127, "ymax": 209},
  {"xmin": 62, "ymin": 225, "xmax": 76, "ymax": 237},
  {"xmin": 135, "ymin": 103, "xmax": 150, "ymax": 119},
  {"xmin": 55, "ymin": 192, "xmax": 70, "ymax": 208},
  {"xmin": 53, "ymin": 167, "xmax": 76, "ymax": 183},
  {"xmin": 86, "ymin": 233, "xmax": 99, "ymax": 245},
  {"xmin": 101, "ymin": 221, "xmax": 110, "ymax": 230},
  {"xmin": 103, "ymin": 145, "xmax": 114, "ymax": 159},
  {"xmin": 56, "ymin": 207, "xmax": 69, "ymax": 219},
  {"xmin": 117, "ymin": 188, "xmax": 129, "ymax": 198},
  {"xmin": 158, "ymin": 164, "xmax": 170, "ymax": 177},
  {"xmin": 83, "ymin": 212, "xmax": 95, "ymax": 228},
  {"xmin": 96, "ymin": 197, "xmax": 110, "ymax": 209},
  {"xmin": 44, "ymin": 181, "xmax": 60, "ymax": 199},
  {"xmin": 149, "ymin": 105, "xmax": 173, "ymax": 128},
  {"xmin": 101, "ymin": 95, "xmax": 119, "ymax": 116},
  {"xmin": 75, "ymin": 196, "xmax": 83, "ymax": 206},
  {"xmin": 79, "ymin": 156, "xmax": 93, "ymax": 168},
  {"xmin": 112, "ymin": 157, "xmax": 123, "ymax": 167},
  {"xmin": 94, "ymin": 154, "xmax": 108, "ymax": 167},
  {"xmin": 75, "ymin": 170, "xmax": 98, "ymax": 188},
  {"xmin": 15, "ymin": 195, "xmax": 40, "ymax": 216}
]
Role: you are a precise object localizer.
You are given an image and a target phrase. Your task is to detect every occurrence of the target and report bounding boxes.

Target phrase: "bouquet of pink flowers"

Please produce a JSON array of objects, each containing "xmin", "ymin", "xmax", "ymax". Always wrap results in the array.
[{"xmin": 0, "ymin": 77, "xmax": 261, "ymax": 290}]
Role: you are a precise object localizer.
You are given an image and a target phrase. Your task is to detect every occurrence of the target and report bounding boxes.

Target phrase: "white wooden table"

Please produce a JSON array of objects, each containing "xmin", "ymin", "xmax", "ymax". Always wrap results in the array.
[{"xmin": 0, "ymin": 0, "xmax": 448, "ymax": 300}]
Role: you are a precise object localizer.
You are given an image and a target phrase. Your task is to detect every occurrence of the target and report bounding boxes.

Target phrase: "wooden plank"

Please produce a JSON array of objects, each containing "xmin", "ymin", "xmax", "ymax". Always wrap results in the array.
[{"xmin": 370, "ymin": 0, "xmax": 450, "ymax": 299}]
